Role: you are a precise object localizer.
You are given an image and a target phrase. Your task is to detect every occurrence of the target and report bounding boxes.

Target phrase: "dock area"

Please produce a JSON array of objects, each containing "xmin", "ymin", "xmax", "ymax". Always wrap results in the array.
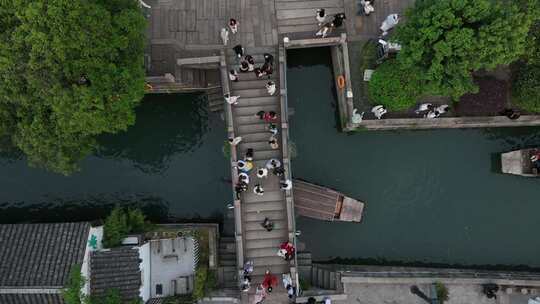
[{"xmin": 293, "ymin": 179, "xmax": 364, "ymax": 223}]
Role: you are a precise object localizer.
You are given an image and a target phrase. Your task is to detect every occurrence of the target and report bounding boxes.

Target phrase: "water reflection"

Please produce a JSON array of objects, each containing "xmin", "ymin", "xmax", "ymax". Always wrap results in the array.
[
  {"xmin": 0, "ymin": 194, "xmax": 170, "ymax": 223},
  {"xmin": 97, "ymin": 93, "xmax": 209, "ymax": 174},
  {"xmin": 0, "ymin": 93, "xmax": 230, "ymax": 223}
]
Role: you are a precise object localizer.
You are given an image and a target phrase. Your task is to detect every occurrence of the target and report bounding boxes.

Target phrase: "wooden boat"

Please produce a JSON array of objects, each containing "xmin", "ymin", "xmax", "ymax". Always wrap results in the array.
[
  {"xmin": 500, "ymin": 148, "xmax": 540, "ymax": 177},
  {"xmin": 292, "ymin": 179, "xmax": 365, "ymax": 223}
]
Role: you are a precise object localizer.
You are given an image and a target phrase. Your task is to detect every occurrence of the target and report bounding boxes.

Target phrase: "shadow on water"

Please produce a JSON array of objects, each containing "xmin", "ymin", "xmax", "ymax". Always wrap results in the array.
[
  {"xmin": 0, "ymin": 194, "xmax": 170, "ymax": 224},
  {"xmin": 0, "ymin": 93, "xmax": 230, "ymax": 223},
  {"xmin": 286, "ymin": 47, "xmax": 341, "ymax": 131},
  {"xmin": 97, "ymin": 93, "xmax": 209, "ymax": 174}
]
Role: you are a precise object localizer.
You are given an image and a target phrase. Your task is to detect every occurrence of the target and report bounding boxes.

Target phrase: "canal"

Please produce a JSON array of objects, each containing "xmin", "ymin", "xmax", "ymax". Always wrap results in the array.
[
  {"xmin": 0, "ymin": 93, "xmax": 231, "ymax": 223},
  {"xmin": 1, "ymin": 48, "xmax": 539, "ymax": 268},
  {"xmin": 286, "ymin": 47, "xmax": 540, "ymax": 268}
]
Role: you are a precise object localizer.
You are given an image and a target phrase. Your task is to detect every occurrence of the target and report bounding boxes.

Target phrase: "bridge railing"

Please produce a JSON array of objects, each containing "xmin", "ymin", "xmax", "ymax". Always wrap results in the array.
[
  {"xmin": 279, "ymin": 43, "xmax": 299, "ymax": 295},
  {"xmin": 219, "ymin": 50, "xmax": 244, "ymax": 284}
]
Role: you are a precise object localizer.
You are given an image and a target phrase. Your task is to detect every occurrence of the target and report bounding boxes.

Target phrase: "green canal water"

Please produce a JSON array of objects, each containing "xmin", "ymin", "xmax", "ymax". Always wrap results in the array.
[
  {"xmin": 0, "ymin": 94, "xmax": 231, "ymax": 223},
  {"xmin": 1, "ymin": 48, "xmax": 539, "ymax": 268},
  {"xmin": 286, "ymin": 47, "xmax": 540, "ymax": 268}
]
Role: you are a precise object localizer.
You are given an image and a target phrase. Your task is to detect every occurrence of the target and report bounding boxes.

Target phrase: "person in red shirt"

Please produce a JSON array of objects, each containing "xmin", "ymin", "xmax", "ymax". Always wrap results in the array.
[
  {"xmin": 262, "ymin": 270, "xmax": 278, "ymax": 292},
  {"xmin": 279, "ymin": 241, "xmax": 295, "ymax": 261}
]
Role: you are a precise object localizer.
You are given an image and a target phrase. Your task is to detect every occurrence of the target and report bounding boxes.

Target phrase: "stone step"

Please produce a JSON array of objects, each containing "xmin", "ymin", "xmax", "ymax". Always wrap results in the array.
[
  {"xmin": 275, "ymin": 0, "xmax": 343, "ymax": 10},
  {"xmin": 243, "ymin": 201, "xmax": 285, "ymax": 213},
  {"xmin": 276, "ymin": 7, "xmax": 343, "ymax": 20},
  {"xmin": 250, "ymin": 263, "xmax": 290, "ymax": 276},
  {"xmin": 239, "ymin": 132, "xmax": 274, "ymax": 143},
  {"xmin": 238, "ymin": 148, "xmax": 281, "ymax": 162},
  {"xmin": 230, "ymin": 88, "xmax": 269, "ymax": 98},
  {"xmin": 233, "ymin": 104, "xmax": 280, "ymax": 117},
  {"xmin": 245, "ymin": 228, "xmax": 288, "ymax": 241},
  {"xmin": 236, "ymin": 123, "xmax": 270, "ymax": 134},
  {"xmin": 245, "ymin": 247, "xmax": 283, "ymax": 258},
  {"xmin": 231, "ymin": 71, "xmax": 277, "ymax": 81},
  {"xmin": 278, "ymin": 24, "xmax": 320, "ymax": 34},
  {"xmin": 277, "ymin": 16, "xmax": 317, "ymax": 26},
  {"xmin": 244, "ymin": 219, "xmax": 287, "ymax": 232},
  {"xmin": 225, "ymin": 46, "xmax": 276, "ymax": 56},
  {"xmin": 227, "ymin": 54, "xmax": 268, "ymax": 64},
  {"xmin": 235, "ymin": 115, "xmax": 275, "ymax": 126},
  {"xmin": 245, "ymin": 210, "xmax": 286, "ymax": 222},
  {"xmin": 231, "ymin": 79, "xmax": 279, "ymax": 90},
  {"xmin": 238, "ymin": 140, "xmax": 275, "ymax": 152},
  {"xmin": 242, "ymin": 190, "xmax": 284, "ymax": 203},
  {"xmin": 220, "ymin": 259, "xmax": 237, "ymax": 266},
  {"xmin": 234, "ymin": 96, "xmax": 279, "ymax": 108},
  {"xmin": 247, "ymin": 256, "xmax": 290, "ymax": 267},
  {"xmin": 244, "ymin": 239, "xmax": 288, "ymax": 251}
]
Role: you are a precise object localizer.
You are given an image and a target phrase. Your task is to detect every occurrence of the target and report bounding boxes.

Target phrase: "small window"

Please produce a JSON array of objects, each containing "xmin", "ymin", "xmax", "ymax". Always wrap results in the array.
[{"xmin": 156, "ymin": 284, "xmax": 163, "ymax": 295}]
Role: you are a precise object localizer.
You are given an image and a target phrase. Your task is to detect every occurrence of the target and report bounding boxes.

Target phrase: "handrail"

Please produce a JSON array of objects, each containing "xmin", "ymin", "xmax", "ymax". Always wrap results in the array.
[
  {"xmin": 278, "ymin": 43, "xmax": 300, "ymax": 295},
  {"xmin": 219, "ymin": 50, "xmax": 244, "ymax": 279}
]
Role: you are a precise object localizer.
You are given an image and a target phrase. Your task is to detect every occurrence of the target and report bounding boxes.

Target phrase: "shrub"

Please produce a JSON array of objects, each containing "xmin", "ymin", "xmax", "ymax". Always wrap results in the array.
[
  {"xmin": 435, "ymin": 282, "xmax": 449, "ymax": 303},
  {"xmin": 62, "ymin": 265, "xmax": 86, "ymax": 304},
  {"xmin": 368, "ymin": 59, "xmax": 426, "ymax": 111},
  {"xmin": 193, "ymin": 266, "xmax": 208, "ymax": 300},
  {"xmin": 513, "ymin": 62, "xmax": 540, "ymax": 113},
  {"xmin": 103, "ymin": 206, "xmax": 149, "ymax": 248}
]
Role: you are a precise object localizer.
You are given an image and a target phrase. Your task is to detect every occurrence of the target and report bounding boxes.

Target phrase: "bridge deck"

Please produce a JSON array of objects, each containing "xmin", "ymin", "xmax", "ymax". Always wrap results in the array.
[{"xmin": 144, "ymin": 0, "xmax": 410, "ymax": 301}]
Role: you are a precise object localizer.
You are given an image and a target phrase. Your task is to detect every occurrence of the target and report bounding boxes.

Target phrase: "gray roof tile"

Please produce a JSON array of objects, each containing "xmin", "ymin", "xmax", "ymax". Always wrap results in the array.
[
  {"xmin": 90, "ymin": 247, "xmax": 141, "ymax": 303},
  {"xmin": 0, "ymin": 294, "xmax": 64, "ymax": 304},
  {"xmin": 0, "ymin": 222, "xmax": 90, "ymax": 287}
]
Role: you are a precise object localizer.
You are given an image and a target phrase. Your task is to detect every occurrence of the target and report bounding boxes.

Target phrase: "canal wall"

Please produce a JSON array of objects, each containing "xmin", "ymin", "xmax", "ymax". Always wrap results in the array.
[{"xmin": 342, "ymin": 115, "xmax": 540, "ymax": 131}]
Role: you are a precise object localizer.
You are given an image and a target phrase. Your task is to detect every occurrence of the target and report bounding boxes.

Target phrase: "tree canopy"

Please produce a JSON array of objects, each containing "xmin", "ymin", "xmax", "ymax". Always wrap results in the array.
[
  {"xmin": 0, "ymin": 0, "xmax": 146, "ymax": 174},
  {"xmin": 512, "ymin": 21, "xmax": 540, "ymax": 112},
  {"xmin": 370, "ymin": 0, "xmax": 536, "ymax": 106},
  {"xmin": 396, "ymin": 0, "xmax": 535, "ymax": 99}
]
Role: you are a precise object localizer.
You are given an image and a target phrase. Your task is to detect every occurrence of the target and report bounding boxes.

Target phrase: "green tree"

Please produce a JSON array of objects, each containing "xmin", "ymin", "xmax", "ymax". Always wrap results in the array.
[
  {"xmin": 62, "ymin": 264, "xmax": 86, "ymax": 304},
  {"xmin": 103, "ymin": 206, "xmax": 150, "ymax": 248},
  {"xmin": 512, "ymin": 16, "xmax": 540, "ymax": 112},
  {"xmin": 0, "ymin": 0, "xmax": 146, "ymax": 175},
  {"xmin": 368, "ymin": 59, "xmax": 427, "ymax": 111},
  {"xmin": 394, "ymin": 0, "xmax": 535, "ymax": 100},
  {"xmin": 103, "ymin": 206, "xmax": 129, "ymax": 248}
]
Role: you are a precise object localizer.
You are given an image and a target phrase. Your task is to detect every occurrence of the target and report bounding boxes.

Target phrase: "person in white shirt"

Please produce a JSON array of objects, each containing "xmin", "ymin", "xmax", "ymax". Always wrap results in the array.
[
  {"xmin": 415, "ymin": 103, "xmax": 432, "ymax": 114},
  {"xmin": 280, "ymin": 179, "xmax": 292, "ymax": 191},
  {"xmin": 266, "ymin": 158, "xmax": 281, "ymax": 169},
  {"xmin": 257, "ymin": 167, "xmax": 268, "ymax": 178},
  {"xmin": 371, "ymin": 105, "xmax": 387, "ymax": 119},
  {"xmin": 253, "ymin": 184, "xmax": 264, "ymax": 196},
  {"xmin": 316, "ymin": 8, "xmax": 326, "ymax": 26},
  {"xmin": 266, "ymin": 81, "xmax": 276, "ymax": 95},
  {"xmin": 228, "ymin": 136, "xmax": 242, "ymax": 145},
  {"xmin": 360, "ymin": 0, "xmax": 374, "ymax": 15},
  {"xmin": 380, "ymin": 14, "xmax": 400, "ymax": 36},
  {"xmin": 224, "ymin": 93, "xmax": 240, "ymax": 105},
  {"xmin": 316, "ymin": 22, "xmax": 333, "ymax": 38},
  {"xmin": 220, "ymin": 28, "xmax": 229, "ymax": 45},
  {"xmin": 238, "ymin": 172, "xmax": 249, "ymax": 185},
  {"xmin": 229, "ymin": 69, "xmax": 238, "ymax": 82}
]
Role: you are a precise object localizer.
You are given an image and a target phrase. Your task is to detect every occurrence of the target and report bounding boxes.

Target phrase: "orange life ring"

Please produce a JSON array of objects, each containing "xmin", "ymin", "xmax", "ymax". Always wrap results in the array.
[{"xmin": 337, "ymin": 75, "xmax": 345, "ymax": 89}]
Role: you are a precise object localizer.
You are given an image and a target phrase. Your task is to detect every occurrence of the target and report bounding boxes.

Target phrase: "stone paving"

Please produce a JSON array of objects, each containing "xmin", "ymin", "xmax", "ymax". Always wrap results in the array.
[{"xmin": 338, "ymin": 282, "xmax": 535, "ymax": 304}]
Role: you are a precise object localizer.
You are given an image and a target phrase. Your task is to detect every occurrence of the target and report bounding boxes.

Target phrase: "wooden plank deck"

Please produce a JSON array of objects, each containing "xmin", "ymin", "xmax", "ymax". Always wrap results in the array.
[{"xmin": 293, "ymin": 179, "xmax": 364, "ymax": 223}]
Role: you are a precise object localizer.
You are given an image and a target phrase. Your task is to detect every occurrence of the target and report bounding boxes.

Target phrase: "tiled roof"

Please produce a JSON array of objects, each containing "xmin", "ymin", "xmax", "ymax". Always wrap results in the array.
[
  {"xmin": 0, "ymin": 294, "xmax": 64, "ymax": 304},
  {"xmin": 0, "ymin": 222, "xmax": 91, "ymax": 287},
  {"xmin": 146, "ymin": 298, "xmax": 164, "ymax": 304},
  {"xmin": 90, "ymin": 247, "xmax": 141, "ymax": 303}
]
